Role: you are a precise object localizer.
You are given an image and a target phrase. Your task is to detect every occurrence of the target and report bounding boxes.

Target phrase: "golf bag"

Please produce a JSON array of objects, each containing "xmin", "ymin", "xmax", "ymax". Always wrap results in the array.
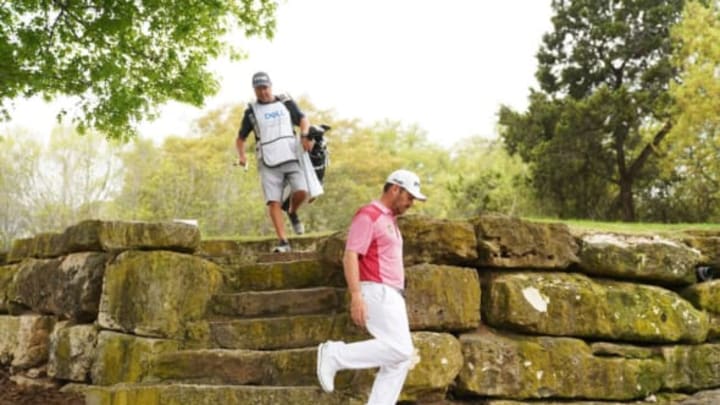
[{"xmin": 306, "ymin": 124, "xmax": 331, "ymax": 182}]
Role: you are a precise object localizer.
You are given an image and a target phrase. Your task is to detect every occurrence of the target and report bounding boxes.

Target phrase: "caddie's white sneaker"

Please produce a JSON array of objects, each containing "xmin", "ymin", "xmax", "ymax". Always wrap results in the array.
[
  {"xmin": 272, "ymin": 240, "xmax": 291, "ymax": 253},
  {"xmin": 316, "ymin": 341, "xmax": 336, "ymax": 393}
]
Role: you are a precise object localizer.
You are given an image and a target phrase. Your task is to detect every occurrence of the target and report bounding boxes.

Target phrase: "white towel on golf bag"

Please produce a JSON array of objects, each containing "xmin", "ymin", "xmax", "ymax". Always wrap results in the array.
[
  {"xmin": 299, "ymin": 148, "xmax": 324, "ymax": 200},
  {"xmin": 280, "ymin": 141, "xmax": 324, "ymax": 203}
]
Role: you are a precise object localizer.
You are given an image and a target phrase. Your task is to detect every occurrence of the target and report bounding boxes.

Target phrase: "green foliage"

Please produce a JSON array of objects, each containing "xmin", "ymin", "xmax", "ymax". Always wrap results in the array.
[
  {"xmin": 0, "ymin": 0, "xmax": 277, "ymax": 140},
  {"xmin": 309, "ymin": 119, "xmax": 451, "ymax": 231},
  {"xmin": 105, "ymin": 100, "xmax": 511, "ymax": 238},
  {"xmin": 108, "ymin": 103, "xmax": 268, "ymax": 236},
  {"xmin": 500, "ymin": 0, "xmax": 684, "ymax": 221},
  {"xmin": 649, "ymin": 0, "xmax": 720, "ymax": 222},
  {"xmin": 446, "ymin": 137, "xmax": 539, "ymax": 218}
]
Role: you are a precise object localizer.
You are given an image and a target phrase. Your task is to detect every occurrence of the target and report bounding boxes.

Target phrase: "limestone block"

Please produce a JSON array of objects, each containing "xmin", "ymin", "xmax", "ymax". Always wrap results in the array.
[
  {"xmin": 31, "ymin": 232, "xmax": 66, "ymax": 258},
  {"xmin": 8, "ymin": 257, "xmax": 62, "ymax": 314},
  {"xmin": 208, "ymin": 314, "xmax": 361, "ymax": 350},
  {"xmin": 7, "ymin": 233, "xmax": 65, "ymax": 262},
  {"xmin": 61, "ymin": 220, "xmax": 104, "ymax": 252},
  {"xmin": 471, "ymin": 214, "xmax": 579, "ymax": 269},
  {"xmin": 56, "ymin": 253, "xmax": 108, "ymax": 321},
  {"xmin": 197, "ymin": 237, "xmax": 326, "ymax": 265},
  {"xmin": 10, "ymin": 253, "xmax": 108, "ymax": 321},
  {"xmin": 578, "ymin": 234, "xmax": 700, "ymax": 285},
  {"xmin": 48, "ymin": 322, "xmax": 98, "ymax": 382},
  {"xmin": 91, "ymin": 330, "xmax": 179, "ymax": 385},
  {"xmin": 79, "ymin": 384, "xmax": 348, "ymax": 405},
  {"xmin": 7, "ymin": 238, "xmax": 34, "ymax": 263},
  {"xmin": 684, "ymin": 233, "xmax": 720, "ymax": 266},
  {"xmin": 98, "ymin": 250, "xmax": 221, "ymax": 338},
  {"xmin": 317, "ymin": 231, "xmax": 347, "ymax": 268},
  {"xmin": 708, "ymin": 314, "xmax": 720, "ymax": 341},
  {"xmin": 401, "ymin": 332, "xmax": 464, "ymax": 401},
  {"xmin": 484, "ymin": 272, "xmax": 708, "ymax": 343},
  {"xmin": 151, "ymin": 332, "xmax": 461, "ymax": 402},
  {"xmin": 455, "ymin": 328, "xmax": 664, "ymax": 400},
  {"xmin": 406, "ymin": 264, "xmax": 480, "ymax": 331},
  {"xmin": 662, "ymin": 344, "xmax": 720, "ymax": 392},
  {"xmin": 590, "ymin": 342, "xmax": 660, "ymax": 359},
  {"xmin": 0, "ymin": 314, "xmax": 55, "ymax": 369},
  {"xmin": 398, "ymin": 215, "xmax": 478, "ymax": 266},
  {"xmin": 682, "ymin": 280, "xmax": 720, "ymax": 313},
  {"xmin": 63, "ymin": 219, "xmax": 201, "ymax": 254},
  {"xmin": 0, "ymin": 264, "xmax": 19, "ymax": 313},
  {"xmin": 480, "ymin": 398, "xmax": 686, "ymax": 405},
  {"xmin": 220, "ymin": 259, "xmax": 342, "ymax": 293},
  {"xmin": 148, "ymin": 348, "xmax": 314, "ymax": 386}
]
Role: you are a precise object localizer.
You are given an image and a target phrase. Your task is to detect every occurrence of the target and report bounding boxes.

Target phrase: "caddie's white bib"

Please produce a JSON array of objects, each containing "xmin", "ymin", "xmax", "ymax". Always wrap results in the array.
[{"xmin": 252, "ymin": 101, "xmax": 298, "ymax": 167}]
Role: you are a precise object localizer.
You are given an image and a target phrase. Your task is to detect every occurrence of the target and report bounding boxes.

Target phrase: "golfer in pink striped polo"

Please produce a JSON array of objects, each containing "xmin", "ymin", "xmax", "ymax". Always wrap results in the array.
[{"xmin": 316, "ymin": 169, "xmax": 427, "ymax": 404}]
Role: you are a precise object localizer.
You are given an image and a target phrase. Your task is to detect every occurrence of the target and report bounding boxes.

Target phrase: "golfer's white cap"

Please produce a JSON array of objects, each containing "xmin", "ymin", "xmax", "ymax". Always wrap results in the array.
[{"xmin": 386, "ymin": 169, "xmax": 427, "ymax": 201}]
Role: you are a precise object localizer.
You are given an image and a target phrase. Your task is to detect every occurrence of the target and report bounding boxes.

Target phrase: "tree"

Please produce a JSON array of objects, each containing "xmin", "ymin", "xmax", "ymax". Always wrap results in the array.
[
  {"xmin": 0, "ymin": 131, "xmax": 41, "ymax": 249},
  {"xmin": 446, "ymin": 137, "xmax": 538, "ymax": 218},
  {"xmin": 653, "ymin": 0, "xmax": 720, "ymax": 222},
  {"xmin": 499, "ymin": 0, "xmax": 684, "ymax": 221},
  {"xmin": 30, "ymin": 127, "xmax": 123, "ymax": 232},
  {"xmin": 0, "ymin": 127, "xmax": 120, "ymax": 247},
  {"xmin": 0, "ymin": 0, "xmax": 277, "ymax": 140},
  {"xmin": 109, "ymin": 103, "xmax": 269, "ymax": 236}
]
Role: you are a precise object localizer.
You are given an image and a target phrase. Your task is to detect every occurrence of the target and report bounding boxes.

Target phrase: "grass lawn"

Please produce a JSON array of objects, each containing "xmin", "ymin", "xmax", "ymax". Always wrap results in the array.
[
  {"xmin": 206, "ymin": 218, "xmax": 720, "ymax": 240},
  {"xmin": 528, "ymin": 217, "xmax": 720, "ymax": 236}
]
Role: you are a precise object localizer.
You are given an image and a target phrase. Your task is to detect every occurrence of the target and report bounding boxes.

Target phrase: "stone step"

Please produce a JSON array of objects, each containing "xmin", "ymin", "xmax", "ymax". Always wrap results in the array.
[
  {"xmin": 208, "ymin": 313, "xmax": 366, "ymax": 350},
  {"xmin": 208, "ymin": 287, "xmax": 346, "ymax": 318},
  {"xmin": 218, "ymin": 259, "xmax": 344, "ymax": 292},
  {"xmin": 145, "ymin": 348, "xmax": 371, "ymax": 395},
  {"xmin": 148, "ymin": 347, "xmax": 321, "ymax": 386},
  {"xmin": 197, "ymin": 236, "xmax": 328, "ymax": 265},
  {"xmin": 66, "ymin": 383, "xmax": 351, "ymax": 405}
]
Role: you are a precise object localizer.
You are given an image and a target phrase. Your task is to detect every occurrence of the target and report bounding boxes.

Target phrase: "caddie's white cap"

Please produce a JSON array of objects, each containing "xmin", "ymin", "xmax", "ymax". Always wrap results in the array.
[{"xmin": 386, "ymin": 169, "xmax": 427, "ymax": 201}]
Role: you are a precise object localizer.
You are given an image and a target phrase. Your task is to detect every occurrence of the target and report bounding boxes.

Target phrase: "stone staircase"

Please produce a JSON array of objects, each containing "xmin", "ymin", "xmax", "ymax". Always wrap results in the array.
[{"xmin": 76, "ymin": 238, "xmax": 370, "ymax": 404}]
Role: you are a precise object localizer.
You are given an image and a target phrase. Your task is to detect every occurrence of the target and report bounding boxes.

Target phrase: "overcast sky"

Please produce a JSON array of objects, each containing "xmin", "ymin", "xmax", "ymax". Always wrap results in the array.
[{"xmin": 4, "ymin": 1, "xmax": 554, "ymax": 147}]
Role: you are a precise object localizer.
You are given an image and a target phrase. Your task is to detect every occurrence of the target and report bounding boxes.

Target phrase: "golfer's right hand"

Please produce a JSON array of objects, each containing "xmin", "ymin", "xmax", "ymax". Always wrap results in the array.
[{"xmin": 350, "ymin": 293, "xmax": 368, "ymax": 328}]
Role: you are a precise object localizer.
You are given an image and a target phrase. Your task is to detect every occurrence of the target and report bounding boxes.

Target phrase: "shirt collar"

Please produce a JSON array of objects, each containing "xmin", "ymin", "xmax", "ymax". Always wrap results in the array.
[{"xmin": 371, "ymin": 200, "xmax": 394, "ymax": 216}]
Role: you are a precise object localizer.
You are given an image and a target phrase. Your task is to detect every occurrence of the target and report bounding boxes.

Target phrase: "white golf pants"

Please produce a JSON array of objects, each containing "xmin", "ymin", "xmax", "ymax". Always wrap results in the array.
[{"xmin": 325, "ymin": 282, "xmax": 414, "ymax": 405}]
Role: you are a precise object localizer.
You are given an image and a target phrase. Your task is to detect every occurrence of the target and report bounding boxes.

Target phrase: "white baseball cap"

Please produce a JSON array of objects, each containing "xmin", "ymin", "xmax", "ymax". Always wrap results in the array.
[{"xmin": 386, "ymin": 169, "xmax": 427, "ymax": 201}]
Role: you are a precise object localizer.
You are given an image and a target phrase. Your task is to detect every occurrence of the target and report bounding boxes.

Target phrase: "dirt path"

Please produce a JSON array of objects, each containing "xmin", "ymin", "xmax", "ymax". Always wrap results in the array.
[{"xmin": 0, "ymin": 367, "xmax": 84, "ymax": 405}]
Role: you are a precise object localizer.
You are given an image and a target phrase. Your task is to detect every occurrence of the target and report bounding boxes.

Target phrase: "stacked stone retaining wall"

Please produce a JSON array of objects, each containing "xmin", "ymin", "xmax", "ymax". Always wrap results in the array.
[{"xmin": 1, "ymin": 216, "xmax": 719, "ymax": 404}]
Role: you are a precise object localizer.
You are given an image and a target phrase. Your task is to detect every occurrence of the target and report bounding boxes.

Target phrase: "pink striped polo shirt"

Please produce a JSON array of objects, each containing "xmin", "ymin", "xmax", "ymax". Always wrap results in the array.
[{"xmin": 345, "ymin": 200, "xmax": 404, "ymax": 290}]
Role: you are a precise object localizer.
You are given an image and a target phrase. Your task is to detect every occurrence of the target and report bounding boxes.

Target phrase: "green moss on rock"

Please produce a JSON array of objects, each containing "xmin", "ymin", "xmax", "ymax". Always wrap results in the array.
[
  {"xmin": 406, "ymin": 264, "xmax": 480, "ymax": 331},
  {"xmin": 48, "ymin": 322, "xmax": 98, "ymax": 381},
  {"xmin": 98, "ymin": 250, "xmax": 221, "ymax": 339},
  {"xmin": 484, "ymin": 272, "xmax": 708, "ymax": 343},
  {"xmin": 471, "ymin": 214, "xmax": 579, "ymax": 269},
  {"xmin": 91, "ymin": 331, "xmax": 179, "ymax": 385},
  {"xmin": 456, "ymin": 328, "xmax": 664, "ymax": 400},
  {"xmin": 662, "ymin": 343, "xmax": 720, "ymax": 391},
  {"xmin": 578, "ymin": 234, "xmax": 700, "ymax": 285},
  {"xmin": 682, "ymin": 280, "xmax": 720, "ymax": 313},
  {"xmin": 398, "ymin": 215, "xmax": 478, "ymax": 266},
  {"xmin": 0, "ymin": 264, "xmax": 18, "ymax": 313}
]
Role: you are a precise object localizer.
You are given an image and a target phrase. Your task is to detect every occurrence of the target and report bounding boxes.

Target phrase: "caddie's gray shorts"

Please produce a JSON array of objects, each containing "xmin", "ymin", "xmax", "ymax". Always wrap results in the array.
[{"xmin": 259, "ymin": 160, "xmax": 308, "ymax": 203}]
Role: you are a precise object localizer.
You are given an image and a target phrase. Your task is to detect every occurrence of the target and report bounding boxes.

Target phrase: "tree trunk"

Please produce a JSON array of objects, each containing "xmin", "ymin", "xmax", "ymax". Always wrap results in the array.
[{"xmin": 618, "ymin": 176, "xmax": 635, "ymax": 222}]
